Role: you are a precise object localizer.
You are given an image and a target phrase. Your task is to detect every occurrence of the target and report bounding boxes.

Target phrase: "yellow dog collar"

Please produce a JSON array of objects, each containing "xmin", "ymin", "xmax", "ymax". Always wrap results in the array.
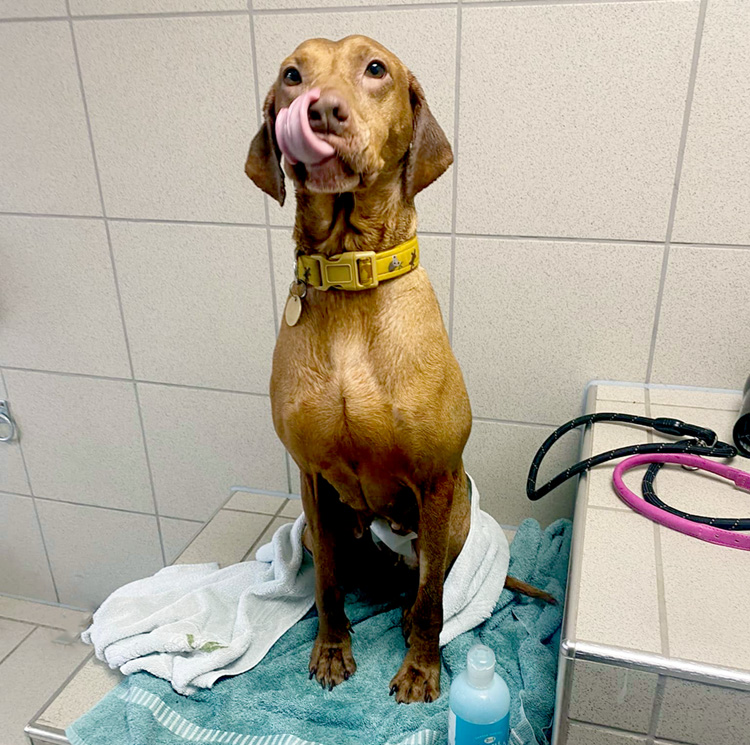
[{"xmin": 296, "ymin": 236, "xmax": 419, "ymax": 292}]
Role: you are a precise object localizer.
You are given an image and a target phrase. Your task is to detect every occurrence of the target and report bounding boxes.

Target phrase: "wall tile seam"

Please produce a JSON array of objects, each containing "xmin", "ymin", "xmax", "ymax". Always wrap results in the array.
[
  {"xmin": 645, "ymin": 0, "xmax": 709, "ymax": 384},
  {"xmin": 0, "ymin": 367, "xmax": 62, "ymax": 604},
  {"xmin": 244, "ymin": 0, "xmax": 294, "ymax": 493},
  {"xmin": 647, "ymin": 675, "xmax": 668, "ymax": 743},
  {"xmin": 446, "ymin": 0, "xmax": 462, "ymax": 344},
  {"xmin": 0, "ymin": 367, "xmax": 274, "ymax": 399},
  {"xmin": 3, "ymin": 212, "xmax": 749, "ymax": 251},
  {"xmin": 644, "ymin": 389, "xmax": 671, "ymax": 659},
  {"xmin": 0, "ymin": 0, "xmax": 698, "ymax": 26},
  {"xmin": 64, "ymin": 0, "xmax": 168, "ymax": 564}
]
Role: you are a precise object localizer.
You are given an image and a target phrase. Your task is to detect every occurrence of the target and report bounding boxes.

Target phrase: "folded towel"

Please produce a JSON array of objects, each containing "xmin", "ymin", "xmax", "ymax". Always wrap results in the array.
[
  {"xmin": 82, "ymin": 515, "xmax": 315, "ymax": 694},
  {"xmin": 68, "ymin": 518, "xmax": 571, "ymax": 745},
  {"xmin": 82, "ymin": 476, "xmax": 509, "ymax": 695}
]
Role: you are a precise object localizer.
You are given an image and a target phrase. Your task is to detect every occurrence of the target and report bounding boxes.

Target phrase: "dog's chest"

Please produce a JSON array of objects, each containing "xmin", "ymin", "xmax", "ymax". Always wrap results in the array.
[
  {"xmin": 270, "ymin": 274, "xmax": 466, "ymax": 501},
  {"xmin": 275, "ymin": 334, "xmax": 398, "ymax": 459}
]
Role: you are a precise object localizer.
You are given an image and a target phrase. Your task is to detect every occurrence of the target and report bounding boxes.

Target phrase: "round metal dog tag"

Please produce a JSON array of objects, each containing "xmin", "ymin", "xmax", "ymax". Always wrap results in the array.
[{"xmin": 284, "ymin": 294, "xmax": 302, "ymax": 327}]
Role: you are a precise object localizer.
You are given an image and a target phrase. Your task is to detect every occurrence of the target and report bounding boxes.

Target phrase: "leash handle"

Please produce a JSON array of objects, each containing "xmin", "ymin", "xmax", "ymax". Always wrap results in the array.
[
  {"xmin": 614, "ymin": 454, "xmax": 750, "ymax": 551},
  {"xmin": 526, "ymin": 412, "xmax": 737, "ymax": 502},
  {"xmin": 641, "ymin": 456, "xmax": 750, "ymax": 530}
]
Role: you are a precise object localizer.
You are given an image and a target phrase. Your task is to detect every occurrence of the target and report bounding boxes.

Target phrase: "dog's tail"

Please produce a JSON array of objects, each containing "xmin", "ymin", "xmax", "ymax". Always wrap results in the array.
[{"xmin": 504, "ymin": 575, "xmax": 557, "ymax": 605}]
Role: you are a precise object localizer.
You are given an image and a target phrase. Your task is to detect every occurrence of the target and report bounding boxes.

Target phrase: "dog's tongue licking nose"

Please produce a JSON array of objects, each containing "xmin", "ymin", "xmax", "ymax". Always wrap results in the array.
[{"xmin": 275, "ymin": 89, "xmax": 336, "ymax": 166}]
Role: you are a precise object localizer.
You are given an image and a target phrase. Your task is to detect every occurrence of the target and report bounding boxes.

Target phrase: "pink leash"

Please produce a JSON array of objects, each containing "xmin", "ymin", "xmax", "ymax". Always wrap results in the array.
[{"xmin": 613, "ymin": 453, "xmax": 750, "ymax": 551}]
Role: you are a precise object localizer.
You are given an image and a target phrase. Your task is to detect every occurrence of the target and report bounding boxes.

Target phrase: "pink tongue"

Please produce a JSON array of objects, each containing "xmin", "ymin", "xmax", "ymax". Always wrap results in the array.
[{"xmin": 275, "ymin": 88, "xmax": 336, "ymax": 166}]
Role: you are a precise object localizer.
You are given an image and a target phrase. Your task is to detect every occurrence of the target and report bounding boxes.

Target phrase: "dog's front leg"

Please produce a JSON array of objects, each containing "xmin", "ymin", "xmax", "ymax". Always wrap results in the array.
[
  {"xmin": 302, "ymin": 471, "xmax": 357, "ymax": 690},
  {"xmin": 389, "ymin": 471, "xmax": 455, "ymax": 704}
]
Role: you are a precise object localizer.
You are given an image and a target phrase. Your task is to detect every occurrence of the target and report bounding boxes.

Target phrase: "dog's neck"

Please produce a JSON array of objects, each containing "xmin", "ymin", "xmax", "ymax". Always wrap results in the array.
[{"xmin": 293, "ymin": 175, "xmax": 417, "ymax": 257}]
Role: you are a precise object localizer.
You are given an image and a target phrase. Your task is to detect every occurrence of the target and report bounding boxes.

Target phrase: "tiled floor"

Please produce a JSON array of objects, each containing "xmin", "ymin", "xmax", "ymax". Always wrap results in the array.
[
  {"xmin": 9, "ymin": 491, "xmax": 514, "ymax": 744},
  {"xmin": 1, "ymin": 492, "xmax": 304, "ymax": 745},
  {"xmin": 0, "ymin": 597, "xmax": 91, "ymax": 745}
]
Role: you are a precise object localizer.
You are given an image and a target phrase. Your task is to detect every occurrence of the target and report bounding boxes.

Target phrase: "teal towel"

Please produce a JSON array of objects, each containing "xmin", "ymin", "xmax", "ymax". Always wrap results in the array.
[{"xmin": 68, "ymin": 518, "xmax": 571, "ymax": 745}]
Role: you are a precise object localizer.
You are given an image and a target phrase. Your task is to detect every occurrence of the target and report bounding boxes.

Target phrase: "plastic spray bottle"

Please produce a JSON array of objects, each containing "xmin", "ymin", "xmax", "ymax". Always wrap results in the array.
[{"xmin": 448, "ymin": 644, "xmax": 510, "ymax": 745}]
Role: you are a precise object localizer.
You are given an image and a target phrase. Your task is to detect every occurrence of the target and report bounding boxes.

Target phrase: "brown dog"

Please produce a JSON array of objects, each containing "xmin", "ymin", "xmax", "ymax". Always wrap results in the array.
[{"xmin": 245, "ymin": 35, "xmax": 551, "ymax": 704}]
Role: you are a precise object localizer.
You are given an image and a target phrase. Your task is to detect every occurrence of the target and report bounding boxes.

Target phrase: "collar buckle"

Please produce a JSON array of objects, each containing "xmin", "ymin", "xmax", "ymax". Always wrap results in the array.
[{"xmin": 309, "ymin": 251, "xmax": 379, "ymax": 291}]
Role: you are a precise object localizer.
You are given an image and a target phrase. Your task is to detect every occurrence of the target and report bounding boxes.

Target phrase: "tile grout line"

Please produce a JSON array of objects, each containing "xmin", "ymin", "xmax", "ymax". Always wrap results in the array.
[
  {"xmin": 0, "ymin": 592, "xmax": 88, "ymax": 613},
  {"xmin": 647, "ymin": 675, "xmax": 668, "ymax": 742},
  {"xmin": 254, "ymin": 0, "xmax": 660, "ymax": 10},
  {"xmin": 4, "ymin": 211, "xmax": 750, "ymax": 251},
  {"xmin": 645, "ymin": 387, "xmax": 671, "ymax": 660},
  {"xmin": 65, "ymin": 0, "xmax": 168, "ymax": 566},
  {"xmin": 106, "ymin": 216, "xmax": 266, "ymax": 229},
  {"xmin": 585, "ymin": 504, "xmax": 629, "ymax": 515},
  {"xmin": 445, "ymin": 232, "xmax": 664, "ymax": 245},
  {"xmin": 0, "ymin": 211, "xmax": 269, "ymax": 229},
  {"xmin": 472, "ymin": 415, "xmax": 562, "ymax": 428},
  {"xmin": 567, "ymin": 407, "xmax": 594, "ymax": 667},
  {"xmin": 173, "ymin": 497, "xmax": 243, "ymax": 562},
  {"xmin": 564, "ymin": 720, "xmax": 638, "ymax": 737},
  {"xmin": 653, "ymin": 521, "xmax": 671, "ymax": 655},
  {"xmin": 132, "ymin": 384, "xmax": 168, "ymax": 565},
  {"xmin": 26, "ymin": 649, "xmax": 96, "ymax": 733},
  {"xmin": 241, "ymin": 499, "xmax": 292, "ymax": 562},
  {"xmin": 246, "ymin": 0, "xmax": 294, "ymax": 495},
  {"xmin": 0, "ymin": 489, "xmax": 168, "ymax": 520},
  {"xmin": 0, "ymin": 0, "xmax": 669, "ymax": 24},
  {"xmin": 246, "ymin": 2, "xmax": 280, "ymax": 335},
  {"xmin": 0, "ymin": 623, "xmax": 38, "ymax": 667},
  {"xmin": 223, "ymin": 507, "xmax": 289, "ymax": 517},
  {"xmin": 0, "ymin": 368, "xmax": 62, "ymax": 604},
  {"xmin": 0, "ymin": 365, "xmax": 271, "ymax": 398},
  {"xmin": 447, "ymin": 0, "xmax": 462, "ymax": 345},
  {"xmin": 0, "ymin": 488, "xmax": 267, "ymax": 522},
  {"xmin": 284, "ymin": 451, "xmax": 295, "ymax": 495},
  {"xmin": 0, "ymin": 364, "xmax": 560, "ymax": 430},
  {"xmin": 0, "ymin": 614, "xmax": 84, "ymax": 633},
  {"xmin": 230, "ymin": 484, "xmax": 301, "ymax": 498},
  {"xmin": 645, "ymin": 0, "xmax": 709, "ymax": 384}
]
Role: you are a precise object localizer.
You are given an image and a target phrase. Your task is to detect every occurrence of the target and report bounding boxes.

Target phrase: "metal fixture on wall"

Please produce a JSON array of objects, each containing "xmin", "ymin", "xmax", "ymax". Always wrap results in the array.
[{"xmin": 0, "ymin": 400, "xmax": 17, "ymax": 442}]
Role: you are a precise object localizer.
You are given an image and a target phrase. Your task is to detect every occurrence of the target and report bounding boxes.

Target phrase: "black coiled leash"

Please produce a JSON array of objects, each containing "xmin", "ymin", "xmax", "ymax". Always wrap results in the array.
[
  {"xmin": 526, "ymin": 412, "xmax": 737, "ymax": 503},
  {"xmin": 641, "ymin": 460, "xmax": 750, "ymax": 530}
]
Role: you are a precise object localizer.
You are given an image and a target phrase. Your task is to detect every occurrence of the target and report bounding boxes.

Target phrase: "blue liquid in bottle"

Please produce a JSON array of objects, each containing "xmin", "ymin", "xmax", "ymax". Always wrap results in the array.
[{"xmin": 448, "ymin": 644, "xmax": 510, "ymax": 745}]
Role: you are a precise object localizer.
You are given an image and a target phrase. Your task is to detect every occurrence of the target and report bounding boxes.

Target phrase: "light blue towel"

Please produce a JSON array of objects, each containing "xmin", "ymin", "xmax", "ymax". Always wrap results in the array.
[{"xmin": 68, "ymin": 518, "xmax": 571, "ymax": 745}]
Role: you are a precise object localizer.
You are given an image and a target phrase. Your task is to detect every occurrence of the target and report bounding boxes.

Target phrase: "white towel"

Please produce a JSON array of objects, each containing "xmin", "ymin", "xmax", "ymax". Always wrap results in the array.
[
  {"xmin": 82, "ymin": 476, "xmax": 508, "ymax": 695},
  {"xmin": 440, "ymin": 476, "xmax": 509, "ymax": 645}
]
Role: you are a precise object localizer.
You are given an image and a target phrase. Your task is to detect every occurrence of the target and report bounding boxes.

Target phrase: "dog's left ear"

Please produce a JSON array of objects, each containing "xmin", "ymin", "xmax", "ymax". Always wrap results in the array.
[
  {"xmin": 245, "ymin": 87, "xmax": 286, "ymax": 206},
  {"xmin": 403, "ymin": 72, "xmax": 454, "ymax": 200}
]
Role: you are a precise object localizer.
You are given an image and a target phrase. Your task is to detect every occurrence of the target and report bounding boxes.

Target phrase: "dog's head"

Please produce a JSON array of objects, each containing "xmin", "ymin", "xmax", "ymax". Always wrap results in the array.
[{"xmin": 245, "ymin": 35, "xmax": 453, "ymax": 206}]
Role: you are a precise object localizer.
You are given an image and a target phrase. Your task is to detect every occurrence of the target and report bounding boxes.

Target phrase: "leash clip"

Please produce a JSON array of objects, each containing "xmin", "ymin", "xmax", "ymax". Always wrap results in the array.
[
  {"xmin": 682, "ymin": 435, "xmax": 719, "ymax": 470},
  {"xmin": 652, "ymin": 418, "xmax": 717, "ymax": 446}
]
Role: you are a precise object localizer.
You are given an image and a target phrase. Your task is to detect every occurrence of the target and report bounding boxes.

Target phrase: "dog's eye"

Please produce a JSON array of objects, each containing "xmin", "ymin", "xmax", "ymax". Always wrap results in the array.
[
  {"xmin": 365, "ymin": 60, "xmax": 387, "ymax": 79},
  {"xmin": 283, "ymin": 67, "xmax": 302, "ymax": 86}
]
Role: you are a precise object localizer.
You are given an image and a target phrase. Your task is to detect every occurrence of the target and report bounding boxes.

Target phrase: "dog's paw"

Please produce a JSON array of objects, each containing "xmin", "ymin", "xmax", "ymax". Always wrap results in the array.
[
  {"xmin": 309, "ymin": 635, "xmax": 356, "ymax": 691},
  {"xmin": 389, "ymin": 657, "xmax": 440, "ymax": 704}
]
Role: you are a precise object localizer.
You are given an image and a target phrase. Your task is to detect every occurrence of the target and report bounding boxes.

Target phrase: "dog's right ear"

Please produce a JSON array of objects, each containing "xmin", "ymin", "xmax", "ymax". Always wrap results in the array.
[{"xmin": 245, "ymin": 87, "xmax": 286, "ymax": 206}]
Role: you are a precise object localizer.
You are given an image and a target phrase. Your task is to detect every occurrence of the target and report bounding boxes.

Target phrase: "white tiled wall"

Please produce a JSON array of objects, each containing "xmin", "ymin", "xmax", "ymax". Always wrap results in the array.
[
  {"xmin": 563, "ymin": 661, "xmax": 750, "ymax": 745},
  {"xmin": 1, "ymin": 0, "xmax": 748, "ymax": 608}
]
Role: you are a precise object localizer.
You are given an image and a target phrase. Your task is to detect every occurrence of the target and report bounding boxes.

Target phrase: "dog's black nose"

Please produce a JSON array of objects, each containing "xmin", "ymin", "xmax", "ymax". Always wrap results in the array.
[{"xmin": 308, "ymin": 91, "xmax": 350, "ymax": 136}]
